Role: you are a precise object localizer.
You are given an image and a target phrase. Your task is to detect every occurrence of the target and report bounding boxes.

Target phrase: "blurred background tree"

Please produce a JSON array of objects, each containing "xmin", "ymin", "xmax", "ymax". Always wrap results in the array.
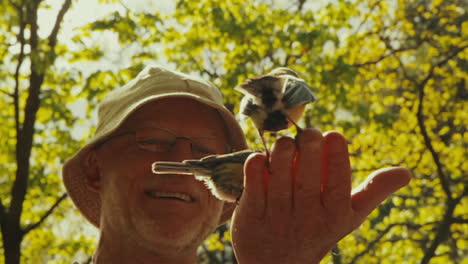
[{"xmin": 0, "ymin": 0, "xmax": 466, "ymax": 263}]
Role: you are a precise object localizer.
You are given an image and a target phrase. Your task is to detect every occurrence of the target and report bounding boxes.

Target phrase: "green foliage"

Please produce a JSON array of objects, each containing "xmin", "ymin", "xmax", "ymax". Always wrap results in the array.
[
  {"xmin": 1, "ymin": 0, "xmax": 466, "ymax": 263},
  {"xmin": 0, "ymin": 0, "xmax": 98, "ymax": 263}
]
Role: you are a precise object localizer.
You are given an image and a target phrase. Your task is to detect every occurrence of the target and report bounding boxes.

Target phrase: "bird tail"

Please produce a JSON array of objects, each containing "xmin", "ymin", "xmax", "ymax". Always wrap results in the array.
[
  {"xmin": 152, "ymin": 161, "xmax": 194, "ymax": 174},
  {"xmin": 152, "ymin": 161, "xmax": 211, "ymax": 177}
]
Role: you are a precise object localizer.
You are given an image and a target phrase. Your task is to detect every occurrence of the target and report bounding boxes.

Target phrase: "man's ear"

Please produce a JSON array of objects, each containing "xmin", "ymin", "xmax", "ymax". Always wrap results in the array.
[{"xmin": 84, "ymin": 150, "xmax": 101, "ymax": 193}]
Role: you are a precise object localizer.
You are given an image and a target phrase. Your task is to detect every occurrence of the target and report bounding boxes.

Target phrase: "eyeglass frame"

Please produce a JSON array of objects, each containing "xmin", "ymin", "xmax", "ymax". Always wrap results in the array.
[{"xmin": 91, "ymin": 127, "xmax": 233, "ymax": 156}]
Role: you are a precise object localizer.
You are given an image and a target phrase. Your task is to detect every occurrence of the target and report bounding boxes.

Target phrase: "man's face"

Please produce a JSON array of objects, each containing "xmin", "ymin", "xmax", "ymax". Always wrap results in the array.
[{"xmin": 89, "ymin": 97, "xmax": 229, "ymax": 256}]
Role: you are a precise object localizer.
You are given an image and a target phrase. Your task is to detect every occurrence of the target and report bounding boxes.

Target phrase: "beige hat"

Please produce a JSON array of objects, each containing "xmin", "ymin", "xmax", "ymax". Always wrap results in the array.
[{"xmin": 62, "ymin": 65, "xmax": 247, "ymax": 227}]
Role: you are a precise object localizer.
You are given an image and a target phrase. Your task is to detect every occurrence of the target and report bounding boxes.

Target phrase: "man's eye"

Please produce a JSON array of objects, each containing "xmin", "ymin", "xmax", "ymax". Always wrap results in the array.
[
  {"xmin": 192, "ymin": 147, "xmax": 216, "ymax": 159},
  {"xmin": 194, "ymin": 145, "xmax": 216, "ymax": 154},
  {"xmin": 137, "ymin": 138, "xmax": 171, "ymax": 151},
  {"xmin": 138, "ymin": 138, "xmax": 164, "ymax": 144}
]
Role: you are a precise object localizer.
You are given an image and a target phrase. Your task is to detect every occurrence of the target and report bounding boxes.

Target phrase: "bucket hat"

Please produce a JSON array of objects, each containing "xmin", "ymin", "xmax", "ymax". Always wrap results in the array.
[{"xmin": 62, "ymin": 65, "xmax": 247, "ymax": 227}]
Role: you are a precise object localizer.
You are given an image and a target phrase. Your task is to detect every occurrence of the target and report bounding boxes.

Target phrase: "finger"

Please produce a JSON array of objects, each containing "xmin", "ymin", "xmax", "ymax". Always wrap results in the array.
[
  {"xmin": 294, "ymin": 128, "xmax": 324, "ymax": 210},
  {"xmin": 351, "ymin": 167, "xmax": 412, "ymax": 223},
  {"xmin": 321, "ymin": 131, "xmax": 352, "ymax": 210},
  {"xmin": 267, "ymin": 136, "xmax": 296, "ymax": 214},
  {"xmin": 241, "ymin": 153, "xmax": 268, "ymax": 218}
]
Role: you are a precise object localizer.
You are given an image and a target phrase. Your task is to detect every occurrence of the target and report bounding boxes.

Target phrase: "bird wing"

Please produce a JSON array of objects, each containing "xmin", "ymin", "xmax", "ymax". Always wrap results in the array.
[
  {"xmin": 167, "ymin": 150, "xmax": 257, "ymax": 178},
  {"xmin": 185, "ymin": 149, "xmax": 258, "ymax": 167},
  {"xmin": 268, "ymin": 67, "xmax": 299, "ymax": 77},
  {"xmin": 282, "ymin": 77, "xmax": 317, "ymax": 109},
  {"xmin": 239, "ymin": 96, "xmax": 261, "ymax": 117},
  {"xmin": 236, "ymin": 75, "xmax": 281, "ymax": 98}
]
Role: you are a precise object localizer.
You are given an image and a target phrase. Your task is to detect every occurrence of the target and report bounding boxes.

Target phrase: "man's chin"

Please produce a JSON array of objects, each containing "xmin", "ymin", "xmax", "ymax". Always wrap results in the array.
[
  {"xmin": 134, "ymin": 217, "xmax": 206, "ymax": 249},
  {"xmin": 134, "ymin": 225, "xmax": 204, "ymax": 258}
]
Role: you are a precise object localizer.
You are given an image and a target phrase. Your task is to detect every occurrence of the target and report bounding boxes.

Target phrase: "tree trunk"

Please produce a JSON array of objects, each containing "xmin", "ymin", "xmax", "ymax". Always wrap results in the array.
[{"xmin": 3, "ymin": 224, "xmax": 22, "ymax": 264}]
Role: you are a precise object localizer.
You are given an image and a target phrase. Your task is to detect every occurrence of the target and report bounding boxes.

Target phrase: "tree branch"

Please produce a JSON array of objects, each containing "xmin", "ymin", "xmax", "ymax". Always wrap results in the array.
[
  {"xmin": 416, "ymin": 44, "xmax": 468, "ymax": 201},
  {"xmin": 10, "ymin": 0, "xmax": 73, "ymax": 228},
  {"xmin": 13, "ymin": 4, "xmax": 27, "ymax": 136},
  {"xmin": 84, "ymin": 256, "xmax": 93, "ymax": 264},
  {"xmin": 7, "ymin": 0, "xmax": 20, "ymax": 10},
  {"xmin": 0, "ymin": 197, "xmax": 6, "ymax": 229},
  {"xmin": 10, "ymin": 0, "xmax": 42, "ymax": 231},
  {"xmin": 118, "ymin": 0, "xmax": 131, "ymax": 12},
  {"xmin": 352, "ymin": 36, "xmax": 425, "ymax": 68},
  {"xmin": 451, "ymin": 217, "xmax": 468, "ymax": 224},
  {"xmin": 47, "ymin": 0, "xmax": 72, "ymax": 48},
  {"xmin": 416, "ymin": 45, "xmax": 468, "ymax": 264},
  {"xmin": 0, "ymin": 89, "xmax": 14, "ymax": 97},
  {"xmin": 22, "ymin": 193, "xmax": 68, "ymax": 235},
  {"xmin": 420, "ymin": 199, "xmax": 458, "ymax": 264},
  {"xmin": 352, "ymin": 0, "xmax": 384, "ymax": 35},
  {"xmin": 455, "ymin": 185, "xmax": 468, "ymax": 202},
  {"xmin": 350, "ymin": 222, "xmax": 422, "ymax": 264},
  {"xmin": 296, "ymin": 0, "xmax": 306, "ymax": 12}
]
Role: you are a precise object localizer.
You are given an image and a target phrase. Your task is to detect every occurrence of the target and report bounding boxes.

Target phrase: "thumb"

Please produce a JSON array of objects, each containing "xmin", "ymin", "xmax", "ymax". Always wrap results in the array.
[{"xmin": 351, "ymin": 167, "xmax": 412, "ymax": 222}]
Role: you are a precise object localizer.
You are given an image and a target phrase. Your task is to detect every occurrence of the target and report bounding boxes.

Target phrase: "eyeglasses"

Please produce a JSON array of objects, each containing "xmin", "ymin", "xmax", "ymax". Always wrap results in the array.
[{"xmin": 92, "ymin": 127, "xmax": 231, "ymax": 159}]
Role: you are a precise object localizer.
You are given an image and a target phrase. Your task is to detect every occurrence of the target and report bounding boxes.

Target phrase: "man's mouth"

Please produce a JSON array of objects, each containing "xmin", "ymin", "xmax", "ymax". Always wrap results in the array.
[{"xmin": 145, "ymin": 190, "xmax": 194, "ymax": 202}]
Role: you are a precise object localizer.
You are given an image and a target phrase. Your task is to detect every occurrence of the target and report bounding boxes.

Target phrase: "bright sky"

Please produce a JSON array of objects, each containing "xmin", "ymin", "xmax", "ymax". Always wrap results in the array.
[{"xmin": 40, "ymin": 0, "xmax": 175, "ymax": 37}]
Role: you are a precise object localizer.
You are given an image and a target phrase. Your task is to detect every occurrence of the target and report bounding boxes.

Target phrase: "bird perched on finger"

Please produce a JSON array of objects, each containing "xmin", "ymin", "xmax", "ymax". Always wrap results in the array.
[
  {"xmin": 152, "ymin": 149, "xmax": 259, "ymax": 203},
  {"xmin": 236, "ymin": 67, "xmax": 317, "ymax": 158}
]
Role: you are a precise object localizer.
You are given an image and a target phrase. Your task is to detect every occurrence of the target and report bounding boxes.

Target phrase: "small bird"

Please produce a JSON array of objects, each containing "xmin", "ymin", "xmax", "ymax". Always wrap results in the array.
[
  {"xmin": 152, "ymin": 149, "xmax": 259, "ymax": 203},
  {"xmin": 236, "ymin": 67, "xmax": 317, "ymax": 158}
]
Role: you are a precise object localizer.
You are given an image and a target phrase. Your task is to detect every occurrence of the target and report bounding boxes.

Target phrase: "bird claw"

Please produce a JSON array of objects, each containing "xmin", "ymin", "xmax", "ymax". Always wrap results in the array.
[
  {"xmin": 294, "ymin": 125, "xmax": 303, "ymax": 141},
  {"xmin": 295, "ymin": 123, "xmax": 303, "ymax": 134}
]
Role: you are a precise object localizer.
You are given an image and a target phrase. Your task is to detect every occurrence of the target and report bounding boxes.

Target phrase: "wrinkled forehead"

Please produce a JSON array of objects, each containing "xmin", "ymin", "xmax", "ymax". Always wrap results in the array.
[{"xmin": 119, "ymin": 97, "xmax": 230, "ymax": 138}]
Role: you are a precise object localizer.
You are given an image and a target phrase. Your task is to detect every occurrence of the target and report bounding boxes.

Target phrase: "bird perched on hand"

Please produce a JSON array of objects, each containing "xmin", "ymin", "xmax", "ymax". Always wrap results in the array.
[
  {"xmin": 152, "ymin": 149, "xmax": 259, "ymax": 203},
  {"xmin": 236, "ymin": 67, "xmax": 317, "ymax": 158}
]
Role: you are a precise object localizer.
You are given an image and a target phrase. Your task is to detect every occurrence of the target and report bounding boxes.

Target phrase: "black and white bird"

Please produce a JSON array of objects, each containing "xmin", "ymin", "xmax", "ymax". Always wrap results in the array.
[
  {"xmin": 152, "ymin": 149, "xmax": 259, "ymax": 203},
  {"xmin": 236, "ymin": 67, "xmax": 317, "ymax": 157}
]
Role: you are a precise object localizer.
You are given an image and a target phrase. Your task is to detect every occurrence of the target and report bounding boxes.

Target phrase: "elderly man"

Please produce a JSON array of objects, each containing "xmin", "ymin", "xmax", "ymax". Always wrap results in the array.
[{"xmin": 62, "ymin": 66, "xmax": 411, "ymax": 263}]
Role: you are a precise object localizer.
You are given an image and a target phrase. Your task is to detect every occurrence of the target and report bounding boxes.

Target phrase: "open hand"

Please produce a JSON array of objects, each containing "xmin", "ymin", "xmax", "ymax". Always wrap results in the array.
[{"xmin": 230, "ymin": 129, "xmax": 411, "ymax": 264}]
